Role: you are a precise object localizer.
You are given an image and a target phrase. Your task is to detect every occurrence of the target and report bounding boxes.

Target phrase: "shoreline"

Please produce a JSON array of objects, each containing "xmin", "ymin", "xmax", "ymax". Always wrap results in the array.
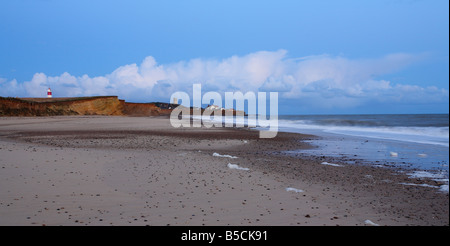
[{"xmin": 0, "ymin": 116, "xmax": 448, "ymax": 226}]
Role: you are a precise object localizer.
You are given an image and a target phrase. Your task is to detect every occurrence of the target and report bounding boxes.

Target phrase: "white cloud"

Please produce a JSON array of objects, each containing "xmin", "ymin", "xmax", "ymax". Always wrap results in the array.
[
  {"xmin": 0, "ymin": 50, "xmax": 447, "ymax": 112},
  {"xmin": 0, "ymin": 78, "xmax": 24, "ymax": 97}
]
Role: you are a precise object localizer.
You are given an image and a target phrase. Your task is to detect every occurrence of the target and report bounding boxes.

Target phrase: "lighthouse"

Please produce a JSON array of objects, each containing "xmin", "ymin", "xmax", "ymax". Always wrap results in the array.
[{"xmin": 47, "ymin": 88, "xmax": 52, "ymax": 98}]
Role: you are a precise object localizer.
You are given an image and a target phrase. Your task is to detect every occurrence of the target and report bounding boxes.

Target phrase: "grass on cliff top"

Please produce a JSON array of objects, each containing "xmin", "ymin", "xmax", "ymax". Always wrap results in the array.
[{"xmin": 1, "ymin": 96, "xmax": 119, "ymax": 103}]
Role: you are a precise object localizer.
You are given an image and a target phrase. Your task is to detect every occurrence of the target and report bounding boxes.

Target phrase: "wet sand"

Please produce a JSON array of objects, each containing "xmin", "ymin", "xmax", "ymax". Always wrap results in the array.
[{"xmin": 0, "ymin": 116, "xmax": 448, "ymax": 226}]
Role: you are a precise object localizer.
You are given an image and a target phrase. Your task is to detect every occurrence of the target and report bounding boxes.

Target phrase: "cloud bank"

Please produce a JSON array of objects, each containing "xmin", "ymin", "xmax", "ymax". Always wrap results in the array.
[{"xmin": 0, "ymin": 50, "xmax": 448, "ymax": 113}]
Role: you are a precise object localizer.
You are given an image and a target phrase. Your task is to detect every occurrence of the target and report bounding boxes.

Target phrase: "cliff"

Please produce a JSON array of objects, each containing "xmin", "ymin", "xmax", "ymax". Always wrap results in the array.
[
  {"xmin": 122, "ymin": 102, "xmax": 173, "ymax": 116},
  {"xmin": 0, "ymin": 96, "xmax": 172, "ymax": 117}
]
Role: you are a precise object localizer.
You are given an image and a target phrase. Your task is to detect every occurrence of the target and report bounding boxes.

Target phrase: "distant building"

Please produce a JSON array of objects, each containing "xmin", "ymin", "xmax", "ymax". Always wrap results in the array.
[
  {"xmin": 47, "ymin": 88, "xmax": 52, "ymax": 98},
  {"xmin": 207, "ymin": 105, "xmax": 224, "ymax": 111}
]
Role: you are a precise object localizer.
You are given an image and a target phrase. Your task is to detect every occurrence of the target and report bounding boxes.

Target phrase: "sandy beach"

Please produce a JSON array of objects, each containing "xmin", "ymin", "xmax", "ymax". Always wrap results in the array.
[{"xmin": 0, "ymin": 116, "xmax": 448, "ymax": 226}]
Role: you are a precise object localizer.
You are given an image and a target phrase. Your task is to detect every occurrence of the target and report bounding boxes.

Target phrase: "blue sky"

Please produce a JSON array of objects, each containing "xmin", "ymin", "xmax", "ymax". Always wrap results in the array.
[{"xmin": 0, "ymin": 0, "xmax": 448, "ymax": 114}]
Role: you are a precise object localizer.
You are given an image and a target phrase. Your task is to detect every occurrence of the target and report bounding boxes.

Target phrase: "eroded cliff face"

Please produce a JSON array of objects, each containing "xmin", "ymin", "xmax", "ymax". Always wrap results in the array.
[
  {"xmin": 0, "ymin": 96, "xmax": 170, "ymax": 117},
  {"xmin": 122, "ymin": 102, "xmax": 172, "ymax": 116},
  {"xmin": 65, "ymin": 97, "xmax": 125, "ymax": 116}
]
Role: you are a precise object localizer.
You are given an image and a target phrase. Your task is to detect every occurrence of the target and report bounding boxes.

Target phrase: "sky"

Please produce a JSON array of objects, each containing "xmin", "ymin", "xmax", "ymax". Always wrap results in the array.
[{"xmin": 0, "ymin": 0, "xmax": 448, "ymax": 114}]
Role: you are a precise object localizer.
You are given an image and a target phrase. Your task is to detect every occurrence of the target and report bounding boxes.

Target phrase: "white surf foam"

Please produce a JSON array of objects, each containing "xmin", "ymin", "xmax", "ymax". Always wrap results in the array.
[
  {"xmin": 407, "ymin": 171, "xmax": 447, "ymax": 179},
  {"xmin": 364, "ymin": 220, "xmax": 379, "ymax": 226},
  {"xmin": 213, "ymin": 152, "xmax": 238, "ymax": 159},
  {"xmin": 439, "ymin": 184, "xmax": 449, "ymax": 193},
  {"xmin": 286, "ymin": 187, "xmax": 304, "ymax": 193},
  {"xmin": 399, "ymin": 183, "xmax": 440, "ymax": 189},
  {"xmin": 390, "ymin": 152, "xmax": 398, "ymax": 157},
  {"xmin": 321, "ymin": 162, "xmax": 343, "ymax": 167},
  {"xmin": 227, "ymin": 163, "xmax": 249, "ymax": 171},
  {"xmin": 277, "ymin": 119, "xmax": 449, "ymax": 147},
  {"xmin": 405, "ymin": 171, "xmax": 449, "ymax": 193}
]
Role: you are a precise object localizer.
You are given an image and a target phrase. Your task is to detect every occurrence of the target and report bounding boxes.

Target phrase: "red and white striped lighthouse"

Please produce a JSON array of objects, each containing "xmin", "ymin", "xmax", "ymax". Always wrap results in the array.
[{"xmin": 47, "ymin": 88, "xmax": 52, "ymax": 98}]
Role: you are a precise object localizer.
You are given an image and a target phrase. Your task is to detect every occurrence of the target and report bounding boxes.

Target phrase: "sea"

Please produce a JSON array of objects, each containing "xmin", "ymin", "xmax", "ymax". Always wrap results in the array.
[
  {"xmin": 275, "ymin": 114, "xmax": 449, "ymax": 192},
  {"xmin": 195, "ymin": 113, "xmax": 449, "ymax": 191},
  {"xmin": 278, "ymin": 114, "xmax": 449, "ymax": 147}
]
